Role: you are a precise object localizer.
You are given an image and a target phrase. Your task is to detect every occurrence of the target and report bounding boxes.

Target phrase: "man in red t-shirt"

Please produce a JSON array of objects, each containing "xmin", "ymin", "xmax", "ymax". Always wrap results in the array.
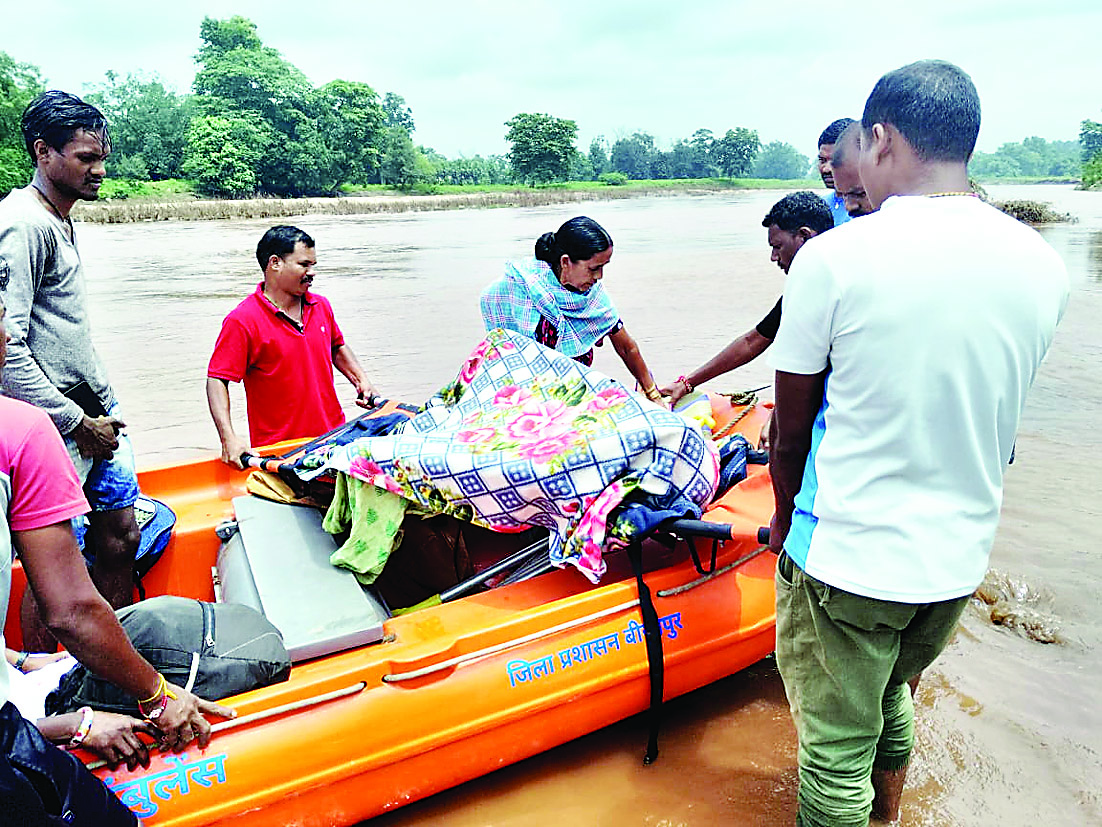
[{"xmin": 206, "ymin": 226, "xmax": 378, "ymax": 467}]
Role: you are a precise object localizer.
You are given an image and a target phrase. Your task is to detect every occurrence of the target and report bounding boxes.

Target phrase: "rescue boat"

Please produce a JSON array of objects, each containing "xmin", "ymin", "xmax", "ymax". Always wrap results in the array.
[{"xmin": 5, "ymin": 395, "xmax": 777, "ymax": 826}]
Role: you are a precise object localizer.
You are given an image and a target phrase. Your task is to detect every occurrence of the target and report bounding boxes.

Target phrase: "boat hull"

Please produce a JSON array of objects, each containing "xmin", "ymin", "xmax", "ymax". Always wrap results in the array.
[{"xmin": 5, "ymin": 399, "xmax": 777, "ymax": 825}]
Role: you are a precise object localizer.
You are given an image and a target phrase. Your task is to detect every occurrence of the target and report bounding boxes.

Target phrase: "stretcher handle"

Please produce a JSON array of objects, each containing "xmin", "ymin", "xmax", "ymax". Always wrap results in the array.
[
  {"xmin": 665, "ymin": 519, "xmax": 770, "ymax": 546},
  {"xmin": 239, "ymin": 452, "xmax": 291, "ymax": 474}
]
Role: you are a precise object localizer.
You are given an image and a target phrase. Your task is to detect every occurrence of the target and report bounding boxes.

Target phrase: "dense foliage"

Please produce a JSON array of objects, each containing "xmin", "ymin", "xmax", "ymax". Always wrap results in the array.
[
  {"xmin": 752, "ymin": 141, "xmax": 810, "ymax": 180},
  {"xmin": 1081, "ymin": 118, "xmax": 1102, "ymax": 188},
  {"xmin": 0, "ymin": 26, "xmax": 1087, "ymax": 198},
  {"xmin": 0, "ymin": 52, "xmax": 43, "ymax": 192},
  {"xmin": 969, "ymin": 137, "xmax": 1080, "ymax": 179},
  {"xmin": 85, "ymin": 73, "xmax": 193, "ymax": 181}
]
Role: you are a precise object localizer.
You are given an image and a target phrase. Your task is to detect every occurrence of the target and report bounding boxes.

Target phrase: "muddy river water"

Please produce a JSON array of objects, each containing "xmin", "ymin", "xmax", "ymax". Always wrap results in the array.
[{"xmin": 74, "ymin": 184, "xmax": 1101, "ymax": 825}]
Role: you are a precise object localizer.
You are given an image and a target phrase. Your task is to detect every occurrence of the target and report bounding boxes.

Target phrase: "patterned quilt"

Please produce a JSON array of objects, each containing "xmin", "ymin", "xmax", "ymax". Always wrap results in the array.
[{"xmin": 324, "ymin": 329, "xmax": 719, "ymax": 582}]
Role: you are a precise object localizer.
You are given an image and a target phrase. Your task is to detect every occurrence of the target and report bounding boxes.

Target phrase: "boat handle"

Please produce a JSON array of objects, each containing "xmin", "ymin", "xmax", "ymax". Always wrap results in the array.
[{"xmin": 84, "ymin": 682, "xmax": 367, "ymax": 771}]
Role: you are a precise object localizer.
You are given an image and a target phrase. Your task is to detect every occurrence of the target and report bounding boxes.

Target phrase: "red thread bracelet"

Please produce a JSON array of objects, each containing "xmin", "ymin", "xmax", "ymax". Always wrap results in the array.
[{"xmin": 67, "ymin": 706, "xmax": 94, "ymax": 750}]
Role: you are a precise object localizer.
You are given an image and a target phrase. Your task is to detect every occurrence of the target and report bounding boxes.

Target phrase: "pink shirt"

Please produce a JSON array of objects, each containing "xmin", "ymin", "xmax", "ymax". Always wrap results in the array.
[
  {"xmin": 1, "ymin": 396, "xmax": 89, "ymax": 706},
  {"xmin": 207, "ymin": 284, "xmax": 347, "ymax": 447}
]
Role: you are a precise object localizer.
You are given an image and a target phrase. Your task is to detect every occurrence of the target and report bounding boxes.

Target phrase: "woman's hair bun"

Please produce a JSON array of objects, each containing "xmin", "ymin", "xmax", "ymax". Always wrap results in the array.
[{"xmin": 534, "ymin": 231, "xmax": 558, "ymax": 263}]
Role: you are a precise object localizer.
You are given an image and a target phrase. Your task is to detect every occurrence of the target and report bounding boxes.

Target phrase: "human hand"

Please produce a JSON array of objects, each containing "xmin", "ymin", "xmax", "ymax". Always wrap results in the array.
[
  {"xmin": 758, "ymin": 409, "xmax": 775, "ymax": 452},
  {"xmin": 220, "ymin": 435, "xmax": 251, "ymax": 470},
  {"xmin": 660, "ymin": 378, "xmax": 690, "ymax": 407},
  {"xmin": 768, "ymin": 514, "xmax": 786, "ymax": 555},
  {"xmin": 83, "ymin": 712, "xmax": 160, "ymax": 771},
  {"xmin": 656, "ymin": 377, "xmax": 692, "ymax": 410},
  {"xmin": 70, "ymin": 415, "xmax": 123, "ymax": 460},
  {"xmin": 355, "ymin": 382, "xmax": 380, "ymax": 408},
  {"xmin": 20, "ymin": 651, "xmax": 70, "ymax": 672},
  {"xmin": 152, "ymin": 682, "xmax": 236, "ymax": 753}
]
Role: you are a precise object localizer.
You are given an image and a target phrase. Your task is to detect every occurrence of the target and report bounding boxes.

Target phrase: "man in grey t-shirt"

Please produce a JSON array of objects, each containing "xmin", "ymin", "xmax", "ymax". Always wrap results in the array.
[{"xmin": 0, "ymin": 91, "xmax": 140, "ymax": 646}]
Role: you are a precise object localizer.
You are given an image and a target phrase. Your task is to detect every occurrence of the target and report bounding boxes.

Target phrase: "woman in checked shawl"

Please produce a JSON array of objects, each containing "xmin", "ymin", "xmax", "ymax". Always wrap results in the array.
[{"xmin": 479, "ymin": 216, "xmax": 663, "ymax": 403}]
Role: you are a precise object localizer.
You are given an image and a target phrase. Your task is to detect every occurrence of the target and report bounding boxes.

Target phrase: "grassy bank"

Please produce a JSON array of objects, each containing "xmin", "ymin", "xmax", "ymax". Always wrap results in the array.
[
  {"xmin": 72, "ymin": 176, "xmax": 1076, "ymax": 225},
  {"xmin": 73, "ymin": 177, "xmax": 821, "ymax": 224},
  {"xmin": 972, "ymin": 175, "xmax": 1080, "ymax": 186}
]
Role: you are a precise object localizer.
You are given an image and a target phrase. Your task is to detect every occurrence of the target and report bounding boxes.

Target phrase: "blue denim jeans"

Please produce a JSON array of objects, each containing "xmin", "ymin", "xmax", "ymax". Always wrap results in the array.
[{"xmin": 63, "ymin": 402, "xmax": 140, "ymax": 513}]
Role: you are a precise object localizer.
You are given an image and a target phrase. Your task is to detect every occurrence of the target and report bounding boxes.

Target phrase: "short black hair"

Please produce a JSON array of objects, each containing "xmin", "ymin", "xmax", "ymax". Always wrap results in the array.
[
  {"xmin": 818, "ymin": 118, "xmax": 855, "ymax": 148},
  {"xmin": 862, "ymin": 60, "xmax": 980, "ymax": 162},
  {"xmin": 256, "ymin": 225, "xmax": 315, "ymax": 270},
  {"xmin": 21, "ymin": 90, "xmax": 110, "ymax": 164},
  {"xmin": 762, "ymin": 191, "xmax": 835, "ymax": 235},
  {"xmin": 829, "ymin": 122, "xmax": 862, "ymax": 169}
]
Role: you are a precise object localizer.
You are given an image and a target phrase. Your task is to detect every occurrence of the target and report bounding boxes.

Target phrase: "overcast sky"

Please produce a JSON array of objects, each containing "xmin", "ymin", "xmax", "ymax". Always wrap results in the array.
[{"xmin": 5, "ymin": 0, "xmax": 1099, "ymax": 160}]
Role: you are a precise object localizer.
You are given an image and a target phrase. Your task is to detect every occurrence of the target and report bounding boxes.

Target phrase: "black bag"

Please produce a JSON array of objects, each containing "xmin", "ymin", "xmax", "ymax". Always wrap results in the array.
[{"xmin": 46, "ymin": 596, "xmax": 291, "ymax": 716}]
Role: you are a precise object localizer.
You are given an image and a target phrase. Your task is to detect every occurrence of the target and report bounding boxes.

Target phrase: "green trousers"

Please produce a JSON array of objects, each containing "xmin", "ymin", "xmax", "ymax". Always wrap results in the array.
[{"xmin": 774, "ymin": 552, "xmax": 969, "ymax": 827}]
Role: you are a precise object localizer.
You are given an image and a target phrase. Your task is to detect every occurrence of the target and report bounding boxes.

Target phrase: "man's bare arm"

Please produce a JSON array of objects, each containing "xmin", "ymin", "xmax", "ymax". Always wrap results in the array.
[
  {"xmin": 661, "ymin": 328, "xmax": 772, "ymax": 404},
  {"xmin": 206, "ymin": 376, "xmax": 249, "ymax": 468},
  {"xmin": 17, "ymin": 522, "xmax": 234, "ymax": 751},
  {"xmin": 333, "ymin": 344, "xmax": 378, "ymax": 407}
]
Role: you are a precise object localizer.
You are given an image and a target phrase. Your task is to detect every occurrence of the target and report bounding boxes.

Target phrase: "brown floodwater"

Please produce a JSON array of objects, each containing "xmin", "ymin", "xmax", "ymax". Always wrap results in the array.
[{"xmin": 74, "ymin": 185, "xmax": 1101, "ymax": 825}]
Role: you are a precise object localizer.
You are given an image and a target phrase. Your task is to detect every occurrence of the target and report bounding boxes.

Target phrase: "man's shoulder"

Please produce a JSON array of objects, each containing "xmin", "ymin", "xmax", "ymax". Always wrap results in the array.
[
  {"xmin": 0, "ymin": 188, "xmax": 52, "ymax": 237},
  {"xmin": 0, "ymin": 397, "xmax": 52, "ymax": 452},
  {"xmin": 306, "ymin": 290, "xmax": 334, "ymax": 309},
  {"xmin": 222, "ymin": 290, "xmax": 264, "ymax": 321}
]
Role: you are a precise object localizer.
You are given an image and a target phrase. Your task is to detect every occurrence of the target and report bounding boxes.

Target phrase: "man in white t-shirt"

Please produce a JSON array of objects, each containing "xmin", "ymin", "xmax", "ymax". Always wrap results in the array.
[{"xmin": 768, "ymin": 60, "xmax": 1069, "ymax": 827}]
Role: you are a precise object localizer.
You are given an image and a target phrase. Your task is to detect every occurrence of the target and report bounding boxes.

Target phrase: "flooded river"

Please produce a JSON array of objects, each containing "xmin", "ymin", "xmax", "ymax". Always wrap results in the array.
[{"xmin": 75, "ymin": 185, "xmax": 1101, "ymax": 825}]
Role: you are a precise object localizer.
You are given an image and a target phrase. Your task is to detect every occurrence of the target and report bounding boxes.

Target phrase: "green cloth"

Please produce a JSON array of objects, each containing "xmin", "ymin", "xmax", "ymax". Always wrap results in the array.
[
  {"xmin": 323, "ymin": 472, "xmax": 407, "ymax": 585},
  {"xmin": 774, "ymin": 551, "xmax": 969, "ymax": 827}
]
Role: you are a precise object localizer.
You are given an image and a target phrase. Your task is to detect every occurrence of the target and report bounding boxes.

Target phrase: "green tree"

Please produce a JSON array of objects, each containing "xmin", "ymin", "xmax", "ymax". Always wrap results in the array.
[
  {"xmin": 189, "ymin": 16, "xmax": 387, "ymax": 196},
  {"xmin": 85, "ymin": 72, "xmax": 193, "ymax": 180},
  {"xmin": 504, "ymin": 113, "xmax": 579, "ymax": 185},
  {"xmin": 570, "ymin": 152, "xmax": 595, "ymax": 181},
  {"xmin": 715, "ymin": 127, "xmax": 760, "ymax": 177},
  {"xmin": 752, "ymin": 141, "xmax": 809, "ymax": 179},
  {"xmin": 969, "ymin": 153, "xmax": 1022, "ymax": 178},
  {"xmin": 690, "ymin": 129, "xmax": 715, "ymax": 161},
  {"xmin": 383, "ymin": 92, "xmax": 415, "ymax": 135},
  {"xmin": 0, "ymin": 52, "xmax": 44, "ymax": 194},
  {"xmin": 380, "ymin": 127, "xmax": 432, "ymax": 191},
  {"xmin": 588, "ymin": 137, "xmax": 609, "ymax": 176},
  {"xmin": 435, "ymin": 155, "xmax": 511, "ymax": 185},
  {"xmin": 193, "ymin": 17, "xmax": 312, "ymax": 131},
  {"xmin": 181, "ymin": 114, "xmax": 269, "ymax": 197},
  {"xmin": 1083, "ymin": 152, "xmax": 1102, "ymax": 189},
  {"xmin": 610, "ymin": 132, "xmax": 660, "ymax": 179},
  {"xmin": 316, "ymin": 79, "xmax": 385, "ymax": 185},
  {"xmin": 1079, "ymin": 119, "xmax": 1102, "ymax": 162}
]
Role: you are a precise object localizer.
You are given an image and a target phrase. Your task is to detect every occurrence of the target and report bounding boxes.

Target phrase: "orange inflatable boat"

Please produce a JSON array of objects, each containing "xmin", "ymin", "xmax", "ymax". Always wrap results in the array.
[{"xmin": 5, "ymin": 396, "xmax": 777, "ymax": 826}]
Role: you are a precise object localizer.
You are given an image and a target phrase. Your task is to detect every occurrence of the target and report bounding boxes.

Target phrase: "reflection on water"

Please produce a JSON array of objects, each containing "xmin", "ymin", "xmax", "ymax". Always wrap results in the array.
[{"xmin": 74, "ymin": 185, "xmax": 1102, "ymax": 825}]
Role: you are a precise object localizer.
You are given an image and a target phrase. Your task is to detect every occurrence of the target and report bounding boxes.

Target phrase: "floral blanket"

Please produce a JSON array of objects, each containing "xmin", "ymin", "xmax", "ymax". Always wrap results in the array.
[{"xmin": 324, "ymin": 329, "xmax": 719, "ymax": 582}]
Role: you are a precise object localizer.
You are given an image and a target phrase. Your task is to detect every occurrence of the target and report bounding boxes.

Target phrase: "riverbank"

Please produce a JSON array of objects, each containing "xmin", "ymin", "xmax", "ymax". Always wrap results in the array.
[
  {"xmin": 71, "ymin": 178, "xmax": 818, "ymax": 223},
  {"xmin": 72, "ymin": 177, "xmax": 1077, "ymax": 225}
]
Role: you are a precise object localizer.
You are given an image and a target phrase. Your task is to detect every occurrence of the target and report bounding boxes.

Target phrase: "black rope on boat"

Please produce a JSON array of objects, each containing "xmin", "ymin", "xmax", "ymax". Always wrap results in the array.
[{"xmin": 628, "ymin": 538, "xmax": 664, "ymax": 765}]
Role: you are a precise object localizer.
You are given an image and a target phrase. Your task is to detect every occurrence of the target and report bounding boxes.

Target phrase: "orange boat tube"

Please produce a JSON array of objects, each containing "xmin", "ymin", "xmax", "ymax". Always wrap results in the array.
[{"xmin": 5, "ymin": 397, "xmax": 777, "ymax": 826}]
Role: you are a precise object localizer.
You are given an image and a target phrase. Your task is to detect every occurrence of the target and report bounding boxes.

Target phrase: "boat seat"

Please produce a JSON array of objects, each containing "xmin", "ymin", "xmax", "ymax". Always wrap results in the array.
[{"xmin": 216, "ymin": 496, "xmax": 390, "ymax": 663}]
